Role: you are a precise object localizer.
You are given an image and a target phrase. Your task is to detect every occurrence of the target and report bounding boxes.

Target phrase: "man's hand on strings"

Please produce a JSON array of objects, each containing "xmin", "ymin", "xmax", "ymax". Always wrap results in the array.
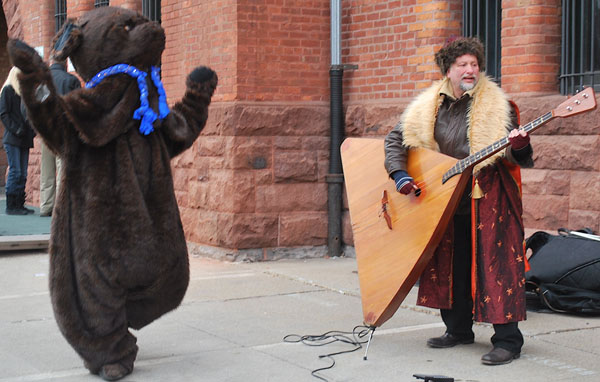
[
  {"xmin": 392, "ymin": 170, "xmax": 420, "ymax": 196},
  {"xmin": 508, "ymin": 128, "xmax": 530, "ymax": 151}
]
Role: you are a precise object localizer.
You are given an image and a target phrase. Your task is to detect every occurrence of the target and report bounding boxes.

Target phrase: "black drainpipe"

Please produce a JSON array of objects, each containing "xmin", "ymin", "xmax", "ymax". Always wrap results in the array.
[
  {"xmin": 326, "ymin": 66, "xmax": 345, "ymax": 257},
  {"xmin": 327, "ymin": 0, "xmax": 357, "ymax": 257}
]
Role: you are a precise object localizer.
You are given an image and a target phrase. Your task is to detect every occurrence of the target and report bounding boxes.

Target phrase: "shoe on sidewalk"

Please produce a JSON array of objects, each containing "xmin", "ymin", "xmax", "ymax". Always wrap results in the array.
[
  {"xmin": 40, "ymin": 210, "xmax": 52, "ymax": 217},
  {"xmin": 5, "ymin": 194, "xmax": 28, "ymax": 215},
  {"xmin": 481, "ymin": 347, "xmax": 520, "ymax": 365},
  {"xmin": 427, "ymin": 333, "xmax": 474, "ymax": 348}
]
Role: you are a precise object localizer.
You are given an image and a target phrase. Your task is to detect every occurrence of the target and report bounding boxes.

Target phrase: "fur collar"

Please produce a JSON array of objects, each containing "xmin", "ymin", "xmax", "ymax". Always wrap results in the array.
[{"xmin": 401, "ymin": 75, "xmax": 511, "ymax": 173}]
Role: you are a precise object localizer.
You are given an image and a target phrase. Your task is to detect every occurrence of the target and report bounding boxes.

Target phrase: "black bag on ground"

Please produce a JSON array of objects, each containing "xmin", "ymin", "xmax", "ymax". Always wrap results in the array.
[{"xmin": 525, "ymin": 228, "xmax": 600, "ymax": 315}]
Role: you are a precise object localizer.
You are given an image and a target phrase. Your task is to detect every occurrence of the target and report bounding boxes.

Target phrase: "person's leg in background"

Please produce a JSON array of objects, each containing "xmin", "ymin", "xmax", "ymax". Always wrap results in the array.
[
  {"xmin": 40, "ymin": 143, "xmax": 56, "ymax": 216},
  {"xmin": 4, "ymin": 143, "xmax": 27, "ymax": 215}
]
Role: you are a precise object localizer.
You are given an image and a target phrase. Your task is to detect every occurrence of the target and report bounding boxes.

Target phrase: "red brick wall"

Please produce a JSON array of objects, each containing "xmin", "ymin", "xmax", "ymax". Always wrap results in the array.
[
  {"xmin": 66, "ymin": 0, "xmax": 95, "ymax": 19},
  {"xmin": 161, "ymin": 0, "xmax": 237, "ymax": 103},
  {"xmin": 342, "ymin": 0, "xmax": 462, "ymax": 101},
  {"xmin": 236, "ymin": 0, "xmax": 330, "ymax": 102},
  {"xmin": 501, "ymin": 0, "xmax": 561, "ymax": 94}
]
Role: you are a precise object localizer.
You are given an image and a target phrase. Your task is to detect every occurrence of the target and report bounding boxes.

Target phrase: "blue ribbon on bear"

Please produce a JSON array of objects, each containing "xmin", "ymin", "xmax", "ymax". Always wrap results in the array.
[{"xmin": 85, "ymin": 64, "xmax": 170, "ymax": 135}]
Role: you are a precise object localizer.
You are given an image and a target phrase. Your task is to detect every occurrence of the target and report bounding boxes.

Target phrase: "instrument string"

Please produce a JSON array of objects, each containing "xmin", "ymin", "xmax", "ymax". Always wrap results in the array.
[
  {"xmin": 352, "ymin": 185, "xmax": 429, "ymax": 232},
  {"xmin": 414, "ymin": 180, "xmax": 427, "ymax": 191}
]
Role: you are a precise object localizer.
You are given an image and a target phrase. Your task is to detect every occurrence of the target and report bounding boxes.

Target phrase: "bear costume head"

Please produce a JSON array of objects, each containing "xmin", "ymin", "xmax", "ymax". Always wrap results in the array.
[{"xmin": 52, "ymin": 7, "xmax": 165, "ymax": 82}]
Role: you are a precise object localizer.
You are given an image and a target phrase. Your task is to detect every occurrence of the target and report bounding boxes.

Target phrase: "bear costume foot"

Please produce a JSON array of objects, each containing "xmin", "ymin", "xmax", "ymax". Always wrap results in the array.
[{"xmin": 98, "ymin": 363, "xmax": 132, "ymax": 381}]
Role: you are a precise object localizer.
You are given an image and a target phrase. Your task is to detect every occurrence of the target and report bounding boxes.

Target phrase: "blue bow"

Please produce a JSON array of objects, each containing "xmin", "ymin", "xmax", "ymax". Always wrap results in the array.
[{"xmin": 85, "ymin": 64, "xmax": 170, "ymax": 135}]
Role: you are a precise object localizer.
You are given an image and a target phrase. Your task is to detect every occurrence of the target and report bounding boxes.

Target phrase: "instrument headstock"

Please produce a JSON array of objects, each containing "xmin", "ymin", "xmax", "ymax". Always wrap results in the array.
[{"xmin": 553, "ymin": 87, "xmax": 597, "ymax": 118}]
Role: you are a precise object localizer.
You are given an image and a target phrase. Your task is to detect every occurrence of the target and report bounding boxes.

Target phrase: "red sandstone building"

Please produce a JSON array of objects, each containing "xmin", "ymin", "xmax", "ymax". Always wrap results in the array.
[{"xmin": 0, "ymin": 1, "xmax": 598, "ymax": 256}]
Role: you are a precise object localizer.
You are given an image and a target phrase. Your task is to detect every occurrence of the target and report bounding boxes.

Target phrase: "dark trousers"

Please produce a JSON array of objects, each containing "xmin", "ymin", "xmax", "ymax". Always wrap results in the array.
[
  {"xmin": 440, "ymin": 214, "xmax": 523, "ymax": 353},
  {"xmin": 4, "ymin": 143, "xmax": 29, "ymax": 195}
]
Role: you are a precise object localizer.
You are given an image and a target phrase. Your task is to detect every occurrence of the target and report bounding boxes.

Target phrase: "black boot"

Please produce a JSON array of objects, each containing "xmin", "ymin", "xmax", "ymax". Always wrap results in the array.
[
  {"xmin": 18, "ymin": 191, "xmax": 34, "ymax": 214},
  {"xmin": 5, "ymin": 193, "xmax": 28, "ymax": 215}
]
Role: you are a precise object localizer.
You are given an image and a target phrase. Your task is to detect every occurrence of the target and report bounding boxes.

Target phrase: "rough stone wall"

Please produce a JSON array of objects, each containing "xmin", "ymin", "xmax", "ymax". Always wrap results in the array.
[
  {"xmin": 176, "ymin": 102, "xmax": 331, "ymax": 249},
  {"xmin": 516, "ymin": 95, "xmax": 600, "ymax": 234}
]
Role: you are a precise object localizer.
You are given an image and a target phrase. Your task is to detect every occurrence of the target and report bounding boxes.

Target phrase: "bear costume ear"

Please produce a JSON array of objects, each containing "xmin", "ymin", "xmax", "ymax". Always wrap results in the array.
[{"xmin": 51, "ymin": 20, "xmax": 83, "ymax": 61}]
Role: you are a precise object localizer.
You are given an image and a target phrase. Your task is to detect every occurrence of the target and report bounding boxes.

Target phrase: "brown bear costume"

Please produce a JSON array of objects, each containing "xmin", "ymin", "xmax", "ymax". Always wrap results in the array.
[{"xmin": 7, "ymin": 6, "xmax": 217, "ymax": 381}]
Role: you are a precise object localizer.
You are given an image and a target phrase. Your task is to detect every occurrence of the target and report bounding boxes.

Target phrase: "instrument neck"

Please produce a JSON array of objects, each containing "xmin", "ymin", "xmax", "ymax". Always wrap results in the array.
[{"xmin": 442, "ymin": 111, "xmax": 553, "ymax": 183}]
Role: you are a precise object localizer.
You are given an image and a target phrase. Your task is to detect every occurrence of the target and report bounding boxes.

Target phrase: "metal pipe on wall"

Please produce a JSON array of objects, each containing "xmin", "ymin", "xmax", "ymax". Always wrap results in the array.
[{"xmin": 327, "ymin": 0, "xmax": 344, "ymax": 257}]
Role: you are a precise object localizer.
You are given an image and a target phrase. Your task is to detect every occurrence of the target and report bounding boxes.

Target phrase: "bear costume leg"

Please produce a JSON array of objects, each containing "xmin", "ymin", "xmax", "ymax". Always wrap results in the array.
[
  {"xmin": 126, "ymin": 269, "xmax": 189, "ymax": 330},
  {"xmin": 50, "ymin": 238, "xmax": 190, "ymax": 379},
  {"xmin": 50, "ymin": 251, "xmax": 139, "ymax": 378}
]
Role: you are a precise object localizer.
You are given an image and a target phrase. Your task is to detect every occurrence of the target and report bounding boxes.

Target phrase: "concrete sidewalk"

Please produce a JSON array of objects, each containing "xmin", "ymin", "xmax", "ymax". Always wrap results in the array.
[
  {"xmin": 0, "ymin": 250, "xmax": 598, "ymax": 382},
  {"xmin": 0, "ymin": 189, "xmax": 51, "ymax": 251}
]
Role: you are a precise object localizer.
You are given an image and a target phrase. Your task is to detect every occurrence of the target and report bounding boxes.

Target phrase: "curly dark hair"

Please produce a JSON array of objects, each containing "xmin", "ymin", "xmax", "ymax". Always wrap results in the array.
[{"xmin": 434, "ymin": 36, "xmax": 485, "ymax": 75}]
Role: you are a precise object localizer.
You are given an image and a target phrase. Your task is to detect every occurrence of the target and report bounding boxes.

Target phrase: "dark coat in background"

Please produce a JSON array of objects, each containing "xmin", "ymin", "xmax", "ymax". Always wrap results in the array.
[
  {"xmin": 0, "ymin": 84, "xmax": 34, "ymax": 148},
  {"xmin": 7, "ymin": 6, "xmax": 217, "ymax": 380},
  {"xmin": 49, "ymin": 62, "xmax": 81, "ymax": 97}
]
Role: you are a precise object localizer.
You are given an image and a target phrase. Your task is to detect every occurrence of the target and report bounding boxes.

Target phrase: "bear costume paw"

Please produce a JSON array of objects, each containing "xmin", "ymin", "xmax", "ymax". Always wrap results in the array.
[
  {"xmin": 98, "ymin": 363, "xmax": 132, "ymax": 381},
  {"xmin": 7, "ymin": 39, "xmax": 46, "ymax": 75},
  {"xmin": 187, "ymin": 66, "xmax": 218, "ymax": 97}
]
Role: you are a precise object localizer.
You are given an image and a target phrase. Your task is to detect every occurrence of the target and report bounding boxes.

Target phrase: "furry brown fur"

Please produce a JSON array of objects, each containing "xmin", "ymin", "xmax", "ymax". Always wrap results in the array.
[
  {"xmin": 7, "ymin": 6, "xmax": 217, "ymax": 380},
  {"xmin": 401, "ymin": 75, "xmax": 511, "ymax": 174}
]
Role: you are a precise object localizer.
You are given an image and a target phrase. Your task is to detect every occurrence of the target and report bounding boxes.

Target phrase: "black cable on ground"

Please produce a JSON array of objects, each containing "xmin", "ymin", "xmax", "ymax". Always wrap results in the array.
[{"xmin": 283, "ymin": 325, "xmax": 374, "ymax": 382}]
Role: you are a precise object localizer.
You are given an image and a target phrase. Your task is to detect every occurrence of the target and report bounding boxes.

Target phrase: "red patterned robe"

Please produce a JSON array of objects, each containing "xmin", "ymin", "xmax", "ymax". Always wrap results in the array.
[
  {"xmin": 391, "ymin": 76, "xmax": 530, "ymax": 324},
  {"xmin": 418, "ymin": 160, "xmax": 528, "ymax": 324}
]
